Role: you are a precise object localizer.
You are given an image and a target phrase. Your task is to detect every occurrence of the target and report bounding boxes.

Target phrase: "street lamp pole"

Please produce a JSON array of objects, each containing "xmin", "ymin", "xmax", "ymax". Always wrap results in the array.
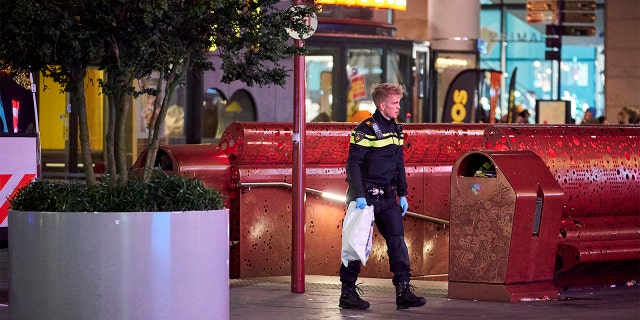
[{"xmin": 291, "ymin": 0, "xmax": 306, "ymax": 294}]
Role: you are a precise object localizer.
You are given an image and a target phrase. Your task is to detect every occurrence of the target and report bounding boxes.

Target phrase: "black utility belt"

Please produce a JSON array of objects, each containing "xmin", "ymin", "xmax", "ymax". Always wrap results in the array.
[{"xmin": 366, "ymin": 185, "xmax": 397, "ymax": 198}]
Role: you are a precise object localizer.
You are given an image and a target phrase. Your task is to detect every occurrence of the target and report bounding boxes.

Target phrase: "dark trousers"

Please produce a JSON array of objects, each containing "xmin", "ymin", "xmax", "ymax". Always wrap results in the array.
[{"xmin": 340, "ymin": 196, "xmax": 411, "ymax": 287}]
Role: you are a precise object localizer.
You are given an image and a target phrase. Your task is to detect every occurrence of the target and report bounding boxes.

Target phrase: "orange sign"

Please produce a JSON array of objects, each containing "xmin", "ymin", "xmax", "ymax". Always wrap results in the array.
[
  {"xmin": 350, "ymin": 73, "xmax": 366, "ymax": 101},
  {"xmin": 316, "ymin": 0, "xmax": 406, "ymax": 11}
]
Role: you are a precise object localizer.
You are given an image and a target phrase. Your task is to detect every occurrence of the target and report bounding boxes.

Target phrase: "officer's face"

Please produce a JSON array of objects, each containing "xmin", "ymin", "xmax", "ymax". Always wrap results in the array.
[{"xmin": 379, "ymin": 94, "xmax": 401, "ymax": 120}]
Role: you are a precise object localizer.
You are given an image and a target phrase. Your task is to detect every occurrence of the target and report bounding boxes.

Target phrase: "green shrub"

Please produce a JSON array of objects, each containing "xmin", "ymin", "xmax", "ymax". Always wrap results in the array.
[{"xmin": 8, "ymin": 171, "xmax": 225, "ymax": 212}]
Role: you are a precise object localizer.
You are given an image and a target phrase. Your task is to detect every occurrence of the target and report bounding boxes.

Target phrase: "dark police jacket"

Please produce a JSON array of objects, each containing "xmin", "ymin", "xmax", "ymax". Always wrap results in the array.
[{"xmin": 345, "ymin": 109, "xmax": 408, "ymax": 202}]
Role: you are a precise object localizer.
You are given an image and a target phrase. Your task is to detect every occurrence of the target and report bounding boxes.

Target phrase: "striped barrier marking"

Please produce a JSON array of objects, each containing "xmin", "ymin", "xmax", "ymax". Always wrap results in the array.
[{"xmin": 0, "ymin": 173, "xmax": 36, "ymax": 225}]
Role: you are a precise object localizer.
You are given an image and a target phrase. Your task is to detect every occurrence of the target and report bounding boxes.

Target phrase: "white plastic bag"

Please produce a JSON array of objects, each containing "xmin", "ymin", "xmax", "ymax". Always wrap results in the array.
[{"xmin": 341, "ymin": 201, "xmax": 375, "ymax": 267}]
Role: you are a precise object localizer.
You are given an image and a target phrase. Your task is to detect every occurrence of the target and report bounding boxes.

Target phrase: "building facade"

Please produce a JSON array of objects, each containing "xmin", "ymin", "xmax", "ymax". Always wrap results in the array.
[{"xmin": 2, "ymin": 0, "xmax": 638, "ymax": 178}]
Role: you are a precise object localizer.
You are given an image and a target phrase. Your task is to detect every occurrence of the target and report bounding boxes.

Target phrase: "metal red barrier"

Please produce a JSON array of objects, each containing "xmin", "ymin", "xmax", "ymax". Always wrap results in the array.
[
  {"xmin": 219, "ymin": 122, "xmax": 351, "ymax": 165},
  {"xmin": 218, "ymin": 122, "xmax": 488, "ymax": 165},
  {"xmin": 483, "ymin": 124, "xmax": 640, "ymax": 217},
  {"xmin": 132, "ymin": 123, "xmax": 639, "ymax": 287},
  {"xmin": 483, "ymin": 124, "xmax": 640, "ymax": 276},
  {"xmin": 217, "ymin": 122, "xmax": 488, "ymax": 279}
]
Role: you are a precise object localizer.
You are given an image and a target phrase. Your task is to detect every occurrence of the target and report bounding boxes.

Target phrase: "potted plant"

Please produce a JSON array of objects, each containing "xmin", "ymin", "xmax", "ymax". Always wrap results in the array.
[
  {"xmin": 7, "ymin": 171, "xmax": 229, "ymax": 319},
  {"xmin": 0, "ymin": 1, "xmax": 317, "ymax": 319}
]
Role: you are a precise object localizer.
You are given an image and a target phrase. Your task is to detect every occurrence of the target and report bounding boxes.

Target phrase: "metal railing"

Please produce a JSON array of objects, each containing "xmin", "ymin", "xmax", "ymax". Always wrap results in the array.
[{"xmin": 238, "ymin": 181, "xmax": 449, "ymax": 226}]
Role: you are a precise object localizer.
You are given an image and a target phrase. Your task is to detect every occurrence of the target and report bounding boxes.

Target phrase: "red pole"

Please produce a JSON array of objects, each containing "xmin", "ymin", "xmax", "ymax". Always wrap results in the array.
[{"xmin": 291, "ymin": 0, "xmax": 306, "ymax": 293}]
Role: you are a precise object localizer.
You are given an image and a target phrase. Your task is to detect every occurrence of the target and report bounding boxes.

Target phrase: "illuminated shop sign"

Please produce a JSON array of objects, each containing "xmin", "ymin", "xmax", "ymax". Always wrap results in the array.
[
  {"xmin": 435, "ymin": 58, "xmax": 469, "ymax": 71},
  {"xmin": 316, "ymin": 0, "xmax": 406, "ymax": 11}
]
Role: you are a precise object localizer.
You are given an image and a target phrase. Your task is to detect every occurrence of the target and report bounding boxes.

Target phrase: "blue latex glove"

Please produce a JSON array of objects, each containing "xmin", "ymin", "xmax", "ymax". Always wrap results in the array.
[
  {"xmin": 400, "ymin": 197, "xmax": 408, "ymax": 216},
  {"xmin": 355, "ymin": 197, "xmax": 367, "ymax": 210}
]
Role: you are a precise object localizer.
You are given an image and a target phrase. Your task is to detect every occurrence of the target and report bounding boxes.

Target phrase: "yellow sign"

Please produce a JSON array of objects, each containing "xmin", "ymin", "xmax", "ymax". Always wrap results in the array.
[
  {"xmin": 316, "ymin": 0, "xmax": 406, "ymax": 11},
  {"xmin": 450, "ymin": 89, "xmax": 468, "ymax": 123}
]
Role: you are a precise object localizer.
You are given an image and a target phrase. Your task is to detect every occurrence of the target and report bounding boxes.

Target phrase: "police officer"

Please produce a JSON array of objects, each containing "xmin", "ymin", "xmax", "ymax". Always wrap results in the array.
[{"xmin": 339, "ymin": 83, "xmax": 426, "ymax": 310}]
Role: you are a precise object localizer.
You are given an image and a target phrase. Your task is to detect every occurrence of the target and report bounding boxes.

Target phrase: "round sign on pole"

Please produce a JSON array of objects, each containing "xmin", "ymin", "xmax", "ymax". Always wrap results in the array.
[{"xmin": 286, "ymin": 5, "xmax": 317, "ymax": 40}]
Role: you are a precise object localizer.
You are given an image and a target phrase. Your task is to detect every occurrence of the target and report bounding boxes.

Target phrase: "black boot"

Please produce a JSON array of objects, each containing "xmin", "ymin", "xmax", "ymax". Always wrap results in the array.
[
  {"xmin": 339, "ymin": 284, "xmax": 370, "ymax": 309},
  {"xmin": 395, "ymin": 281, "xmax": 426, "ymax": 310}
]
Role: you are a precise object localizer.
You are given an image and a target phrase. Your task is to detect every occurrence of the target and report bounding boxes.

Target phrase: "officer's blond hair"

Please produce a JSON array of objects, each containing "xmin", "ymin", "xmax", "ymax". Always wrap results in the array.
[{"xmin": 371, "ymin": 83, "xmax": 404, "ymax": 107}]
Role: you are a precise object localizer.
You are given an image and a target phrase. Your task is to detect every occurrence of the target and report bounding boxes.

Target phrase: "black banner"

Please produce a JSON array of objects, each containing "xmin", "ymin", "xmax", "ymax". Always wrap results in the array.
[
  {"xmin": 442, "ymin": 69, "xmax": 481, "ymax": 123},
  {"xmin": 442, "ymin": 69, "xmax": 502, "ymax": 123},
  {"xmin": 506, "ymin": 67, "xmax": 518, "ymax": 123}
]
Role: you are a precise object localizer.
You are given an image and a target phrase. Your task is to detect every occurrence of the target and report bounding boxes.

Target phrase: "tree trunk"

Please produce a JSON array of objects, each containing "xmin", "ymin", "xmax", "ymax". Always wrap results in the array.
[
  {"xmin": 142, "ymin": 63, "xmax": 189, "ymax": 180},
  {"xmin": 105, "ymin": 88, "xmax": 117, "ymax": 183},
  {"xmin": 70, "ymin": 67, "xmax": 97, "ymax": 186},
  {"xmin": 115, "ymin": 89, "xmax": 129, "ymax": 185},
  {"xmin": 105, "ymin": 71, "xmax": 134, "ymax": 186},
  {"xmin": 142, "ymin": 77, "xmax": 164, "ymax": 179}
]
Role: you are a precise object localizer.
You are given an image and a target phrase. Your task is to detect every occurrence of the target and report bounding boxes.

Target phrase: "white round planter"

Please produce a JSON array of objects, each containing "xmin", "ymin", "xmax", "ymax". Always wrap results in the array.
[{"xmin": 8, "ymin": 209, "xmax": 229, "ymax": 320}]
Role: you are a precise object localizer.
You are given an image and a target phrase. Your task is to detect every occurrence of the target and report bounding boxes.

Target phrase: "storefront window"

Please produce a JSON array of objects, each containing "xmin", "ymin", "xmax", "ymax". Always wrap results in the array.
[
  {"xmin": 305, "ymin": 47, "xmax": 385, "ymax": 122},
  {"xmin": 306, "ymin": 55, "xmax": 334, "ymax": 122},
  {"xmin": 305, "ymin": 44, "xmax": 416, "ymax": 123},
  {"xmin": 346, "ymin": 48, "xmax": 383, "ymax": 121},
  {"xmin": 136, "ymin": 74, "xmax": 186, "ymax": 145},
  {"xmin": 215, "ymin": 89, "xmax": 256, "ymax": 139},
  {"xmin": 432, "ymin": 51, "xmax": 478, "ymax": 122},
  {"xmin": 0, "ymin": 71, "xmax": 36, "ymax": 134},
  {"xmin": 202, "ymin": 88, "xmax": 226, "ymax": 142},
  {"xmin": 480, "ymin": 5, "xmax": 604, "ymax": 124}
]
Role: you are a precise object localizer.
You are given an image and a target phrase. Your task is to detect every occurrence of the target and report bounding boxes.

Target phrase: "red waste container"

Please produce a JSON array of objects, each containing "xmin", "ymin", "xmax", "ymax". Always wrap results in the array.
[{"xmin": 448, "ymin": 150, "xmax": 564, "ymax": 302}]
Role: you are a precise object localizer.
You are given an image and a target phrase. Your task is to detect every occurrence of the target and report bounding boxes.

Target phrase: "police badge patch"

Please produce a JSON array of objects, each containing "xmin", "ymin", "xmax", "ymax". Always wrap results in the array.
[{"xmin": 354, "ymin": 131, "xmax": 365, "ymax": 142}]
